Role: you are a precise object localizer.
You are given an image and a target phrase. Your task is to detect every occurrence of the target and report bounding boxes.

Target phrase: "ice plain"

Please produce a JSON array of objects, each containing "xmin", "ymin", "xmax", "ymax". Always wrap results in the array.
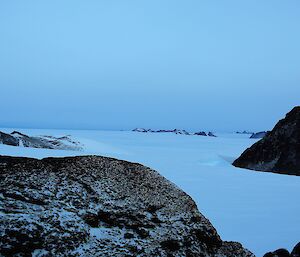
[{"xmin": 0, "ymin": 128, "xmax": 299, "ymax": 256}]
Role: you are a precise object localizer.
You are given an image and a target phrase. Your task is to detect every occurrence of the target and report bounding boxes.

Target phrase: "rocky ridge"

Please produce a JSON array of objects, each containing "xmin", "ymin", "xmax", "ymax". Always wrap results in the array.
[
  {"xmin": 132, "ymin": 128, "xmax": 217, "ymax": 137},
  {"xmin": 0, "ymin": 131, "xmax": 82, "ymax": 151},
  {"xmin": 236, "ymin": 131, "xmax": 254, "ymax": 135},
  {"xmin": 0, "ymin": 155, "xmax": 252, "ymax": 256},
  {"xmin": 233, "ymin": 107, "xmax": 300, "ymax": 176}
]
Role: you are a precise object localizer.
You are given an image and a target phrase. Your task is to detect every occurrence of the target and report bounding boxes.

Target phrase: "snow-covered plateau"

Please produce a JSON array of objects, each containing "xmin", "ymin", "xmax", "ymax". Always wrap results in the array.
[{"xmin": 0, "ymin": 128, "xmax": 299, "ymax": 256}]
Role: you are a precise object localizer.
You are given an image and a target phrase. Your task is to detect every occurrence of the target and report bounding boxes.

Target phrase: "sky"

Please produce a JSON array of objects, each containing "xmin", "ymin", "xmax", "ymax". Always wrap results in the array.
[{"xmin": 0, "ymin": 0, "xmax": 299, "ymax": 132}]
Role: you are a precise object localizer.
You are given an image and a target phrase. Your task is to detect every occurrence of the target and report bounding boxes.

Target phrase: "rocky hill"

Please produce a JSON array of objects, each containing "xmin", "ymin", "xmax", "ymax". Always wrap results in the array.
[
  {"xmin": 0, "ymin": 131, "xmax": 82, "ymax": 151},
  {"xmin": 0, "ymin": 155, "xmax": 252, "ymax": 256},
  {"xmin": 233, "ymin": 107, "xmax": 300, "ymax": 176}
]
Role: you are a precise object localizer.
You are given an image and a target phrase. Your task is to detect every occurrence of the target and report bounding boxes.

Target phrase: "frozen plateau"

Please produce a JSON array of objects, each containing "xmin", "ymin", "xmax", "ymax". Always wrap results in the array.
[{"xmin": 0, "ymin": 128, "xmax": 299, "ymax": 256}]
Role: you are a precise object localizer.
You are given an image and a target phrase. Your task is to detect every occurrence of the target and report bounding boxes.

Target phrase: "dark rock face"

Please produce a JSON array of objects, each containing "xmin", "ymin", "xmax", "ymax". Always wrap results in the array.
[
  {"xmin": 0, "ymin": 131, "xmax": 82, "ymax": 151},
  {"xmin": 233, "ymin": 107, "xmax": 300, "ymax": 176},
  {"xmin": 0, "ymin": 155, "xmax": 253, "ymax": 257},
  {"xmin": 263, "ymin": 242, "xmax": 300, "ymax": 257},
  {"xmin": 250, "ymin": 131, "xmax": 269, "ymax": 139}
]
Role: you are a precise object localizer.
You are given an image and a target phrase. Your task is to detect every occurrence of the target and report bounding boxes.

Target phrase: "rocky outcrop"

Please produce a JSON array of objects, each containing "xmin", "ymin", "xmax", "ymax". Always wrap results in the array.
[
  {"xmin": 233, "ymin": 107, "xmax": 300, "ymax": 176},
  {"xmin": 133, "ymin": 128, "xmax": 191, "ymax": 135},
  {"xmin": 0, "ymin": 132, "xmax": 19, "ymax": 146},
  {"xmin": 263, "ymin": 242, "xmax": 300, "ymax": 257},
  {"xmin": 0, "ymin": 155, "xmax": 253, "ymax": 257},
  {"xmin": 236, "ymin": 131, "xmax": 254, "ymax": 135},
  {"xmin": 132, "ymin": 128, "xmax": 153, "ymax": 133},
  {"xmin": 0, "ymin": 131, "xmax": 82, "ymax": 151},
  {"xmin": 157, "ymin": 129, "xmax": 190, "ymax": 135},
  {"xmin": 250, "ymin": 131, "xmax": 269, "ymax": 139},
  {"xmin": 208, "ymin": 132, "xmax": 217, "ymax": 137},
  {"xmin": 132, "ymin": 128, "xmax": 217, "ymax": 137},
  {"xmin": 194, "ymin": 131, "xmax": 207, "ymax": 136}
]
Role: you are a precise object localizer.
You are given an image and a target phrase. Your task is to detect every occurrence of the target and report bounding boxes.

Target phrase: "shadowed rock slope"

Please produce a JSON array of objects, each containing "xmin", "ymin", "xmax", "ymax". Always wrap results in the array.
[
  {"xmin": 0, "ymin": 155, "xmax": 253, "ymax": 257},
  {"xmin": 0, "ymin": 131, "xmax": 82, "ymax": 151},
  {"xmin": 233, "ymin": 107, "xmax": 300, "ymax": 176}
]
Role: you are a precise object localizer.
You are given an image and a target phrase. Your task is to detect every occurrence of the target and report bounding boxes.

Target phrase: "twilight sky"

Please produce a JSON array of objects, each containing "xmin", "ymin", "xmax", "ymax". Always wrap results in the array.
[{"xmin": 0, "ymin": 1, "xmax": 299, "ymax": 131}]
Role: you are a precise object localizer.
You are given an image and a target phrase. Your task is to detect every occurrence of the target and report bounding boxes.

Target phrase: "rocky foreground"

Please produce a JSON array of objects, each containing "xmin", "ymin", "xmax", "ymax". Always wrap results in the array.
[
  {"xmin": 0, "ymin": 155, "xmax": 252, "ymax": 256},
  {"xmin": 233, "ymin": 107, "xmax": 300, "ymax": 176}
]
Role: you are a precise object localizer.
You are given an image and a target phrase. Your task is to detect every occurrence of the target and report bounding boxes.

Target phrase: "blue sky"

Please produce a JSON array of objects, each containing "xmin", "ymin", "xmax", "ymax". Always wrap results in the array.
[{"xmin": 0, "ymin": 1, "xmax": 299, "ymax": 131}]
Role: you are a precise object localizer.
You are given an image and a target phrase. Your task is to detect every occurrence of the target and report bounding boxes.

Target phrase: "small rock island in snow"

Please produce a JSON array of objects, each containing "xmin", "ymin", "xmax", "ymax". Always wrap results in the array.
[{"xmin": 132, "ymin": 128, "xmax": 217, "ymax": 137}]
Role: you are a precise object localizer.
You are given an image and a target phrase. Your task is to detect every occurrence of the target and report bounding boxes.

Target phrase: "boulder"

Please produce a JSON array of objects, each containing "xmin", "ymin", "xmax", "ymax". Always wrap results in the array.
[{"xmin": 0, "ymin": 155, "xmax": 253, "ymax": 257}]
